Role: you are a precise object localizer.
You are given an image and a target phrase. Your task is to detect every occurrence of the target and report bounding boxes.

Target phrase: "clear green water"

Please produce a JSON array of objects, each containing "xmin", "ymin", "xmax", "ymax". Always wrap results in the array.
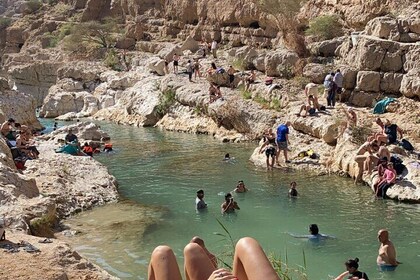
[{"xmin": 41, "ymin": 120, "xmax": 420, "ymax": 280}]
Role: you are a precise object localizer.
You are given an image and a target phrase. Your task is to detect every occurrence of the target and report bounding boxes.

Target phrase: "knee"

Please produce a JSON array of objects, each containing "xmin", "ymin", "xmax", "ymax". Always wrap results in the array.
[
  {"xmin": 184, "ymin": 242, "xmax": 203, "ymax": 258},
  {"xmin": 235, "ymin": 237, "xmax": 259, "ymax": 253},
  {"xmin": 152, "ymin": 245, "xmax": 173, "ymax": 258}
]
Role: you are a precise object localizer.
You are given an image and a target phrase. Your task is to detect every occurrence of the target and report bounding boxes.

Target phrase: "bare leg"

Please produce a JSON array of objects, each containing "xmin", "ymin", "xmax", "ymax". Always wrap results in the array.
[
  {"xmin": 233, "ymin": 237, "xmax": 280, "ymax": 280},
  {"xmin": 184, "ymin": 242, "xmax": 216, "ymax": 280},
  {"xmin": 283, "ymin": 149, "xmax": 288, "ymax": 162},
  {"xmin": 376, "ymin": 134, "xmax": 388, "ymax": 146},
  {"xmin": 148, "ymin": 246, "xmax": 182, "ymax": 280}
]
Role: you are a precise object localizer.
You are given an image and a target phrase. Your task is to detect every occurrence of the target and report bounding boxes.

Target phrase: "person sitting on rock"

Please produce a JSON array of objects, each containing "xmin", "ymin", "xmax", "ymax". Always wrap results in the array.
[
  {"xmin": 82, "ymin": 142, "xmax": 94, "ymax": 156},
  {"xmin": 354, "ymin": 140, "xmax": 379, "ymax": 183},
  {"xmin": 14, "ymin": 123, "xmax": 31, "ymax": 138},
  {"xmin": 375, "ymin": 119, "xmax": 403, "ymax": 146},
  {"xmin": 103, "ymin": 138, "xmax": 113, "ymax": 152},
  {"xmin": 233, "ymin": 180, "xmax": 248, "ymax": 193},
  {"xmin": 207, "ymin": 62, "xmax": 217, "ymax": 75},
  {"xmin": 227, "ymin": 65, "xmax": 236, "ymax": 89},
  {"xmin": 376, "ymin": 162, "xmax": 396, "ymax": 198},
  {"xmin": 65, "ymin": 129, "xmax": 78, "ymax": 144},
  {"xmin": 16, "ymin": 132, "xmax": 39, "ymax": 159},
  {"xmin": 209, "ymin": 83, "xmax": 222, "ymax": 103},
  {"xmin": 245, "ymin": 70, "xmax": 256, "ymax": 91},
  {"xmin": 1, "ymin": 118, "xmax": 16, "ymax": 141},
  {"xmin": 297, "ymin": 95, "xmax": 318, "ymax": 117}
]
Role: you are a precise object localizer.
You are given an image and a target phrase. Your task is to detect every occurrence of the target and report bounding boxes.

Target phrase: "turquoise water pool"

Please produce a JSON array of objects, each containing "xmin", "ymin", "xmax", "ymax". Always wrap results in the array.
[{"xmin": 41, "ymin": 120, "xmax": 420, "ymax": 280}]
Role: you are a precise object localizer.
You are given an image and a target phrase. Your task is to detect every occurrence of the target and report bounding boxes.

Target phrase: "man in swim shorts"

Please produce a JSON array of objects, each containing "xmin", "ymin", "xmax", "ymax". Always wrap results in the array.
[
  {"xmin": 377, "ymin": 229, "xmax": 399, "ymax": 271},
  {"xmin": 276, "ymin": 121, "xmax": 291, "ymax": 164}
]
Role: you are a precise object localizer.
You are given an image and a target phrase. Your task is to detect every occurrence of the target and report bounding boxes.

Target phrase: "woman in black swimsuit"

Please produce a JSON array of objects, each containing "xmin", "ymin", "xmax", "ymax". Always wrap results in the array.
[{"xmin": 334, "ymin": 258, "xmax": 369, "ymax": 280}]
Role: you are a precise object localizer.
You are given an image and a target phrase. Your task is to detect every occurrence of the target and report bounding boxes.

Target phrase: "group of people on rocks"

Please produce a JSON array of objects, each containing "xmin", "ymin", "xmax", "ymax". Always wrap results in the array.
[
  {"xmin": 297, "ymin": 69, "xmax": 343, "ymax": 118},
  {"xmin": 354, "ymin": 117, "xmax": 407, "ymax": 198},
  {"xmin": 1, "ymin": 118, "xmax": 40, "ymax": 169},
  {"xmin": 56, "ymin": 129, "xmax": 113, "ymax": 156}
]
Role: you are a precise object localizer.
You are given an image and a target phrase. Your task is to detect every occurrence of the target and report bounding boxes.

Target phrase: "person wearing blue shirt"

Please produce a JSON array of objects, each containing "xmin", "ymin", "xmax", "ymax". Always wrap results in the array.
[{"xmin": 276, "ymin": 121, "xmax": 291, "ymax": 164}]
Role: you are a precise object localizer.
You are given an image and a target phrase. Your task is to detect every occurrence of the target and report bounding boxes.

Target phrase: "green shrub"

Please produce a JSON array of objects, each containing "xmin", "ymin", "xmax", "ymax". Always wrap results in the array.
[
  {"xmin": 305, "ymin": 15, "xmax": 343, "ymax": 40},
  {"xmin": 351, "ymin": 125, "xmax": 373, "ymax": 146},
  {"xmin": 42, "ymin": 33, "xmax": 59, "ymax": 48},
  {"xmin": 270, "ymin": 99, "xmax": 282, "ymax": 111},
  {"xmin": 104, "ymin": 49, "xmax": 122, "ymax": 71},
  {"xmin": 241, "ymin": 89, "xmax": 252, "ymax": 100},
  {"xmin": 156, "ymin": 88, "xmax": 176, "ymax": 115},
  {"xmin": 254, "ymin": 94, "xmax": 270, "ymax": 108},
  {"xmin": 0, "ymin": 17, "xmax": 12, "ymax": 30},
  {"xmin": 231, "ymin": 58, "xmax": 246, "ymax": 71},
  {"xmin": 25, "ymin": 0, "xmax": 43, "ymax": 14}
]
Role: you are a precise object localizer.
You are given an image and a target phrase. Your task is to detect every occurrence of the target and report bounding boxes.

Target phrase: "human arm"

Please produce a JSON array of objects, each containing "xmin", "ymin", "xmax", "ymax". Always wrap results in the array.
[
  {"xmin": 286, "ymin": 133, "xmax": 290, "ymax": 145},
  {"xmin": 334, "ymin": 271, "xmax": 349, "ymax": 280},
  {"xmin": 379, "ymin": 244, "xmax": 398, "ymax": 265},
  {"xmin": 233, "ymin": 202, "xmax": 240, "ymax": 210},
  {"xmin": 259, "ymin": 140, "xmax": 269, "ymax": 153},
  {"xmin": 397, "ymin": 126, "xmax": 403, "ymax": 139}
]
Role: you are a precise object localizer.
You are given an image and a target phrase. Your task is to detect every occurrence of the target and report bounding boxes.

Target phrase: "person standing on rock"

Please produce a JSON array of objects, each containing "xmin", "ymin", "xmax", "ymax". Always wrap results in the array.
[
  {"xmin": 211, "ymin": 39, "xmax": 218, "ymax": 58},
  {"xmin": 377, "ymin": 229, "xmax": 399, "ymax": 271},
  {"xmin": 333, "ymin": 69, "xmax": 344, "ymax": 102},
  {"xmin": 259, "ymin": 129, "xmax": 278, "ymax": 170},
  {"xmin": 276, "ymin": 121, "xmax": 291, "ymax": 165},
  {"xmin": 173, "ymin": 53, "xmax": 180, "ymax": 74},
  {"xmin": 325, "ymin": 75, "xmax": 338, "ymax": 108},
  {"xmin": 186, "ymin": 60, "xmax": 194, "ymax": 82},
  {"xmin": 194, "ymin": 59, "xmax": 201, "ymax": 79}
]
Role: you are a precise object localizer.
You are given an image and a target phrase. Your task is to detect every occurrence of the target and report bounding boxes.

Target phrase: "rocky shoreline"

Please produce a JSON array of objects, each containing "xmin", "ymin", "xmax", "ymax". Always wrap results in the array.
[{"xmin": 0, "ymin": 117, "xmax": 119, "ymax": 279}]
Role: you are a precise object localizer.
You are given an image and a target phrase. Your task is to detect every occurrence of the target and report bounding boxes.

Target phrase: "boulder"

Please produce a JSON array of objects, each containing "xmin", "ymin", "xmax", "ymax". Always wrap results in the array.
[
  {"xmin": 400, "ymin": 69, "xmax": 420, "ymax": 98},
  {"xmin": 292, "ymin": 116, "xmax": 340, "ymax": 145},
  {"xmin": 206, "ymin": 72, "xmax": 230, "ymax": 86},
  {"xmin": 356, "ymin": 71, "xmax": 380, "ymax": 92},
  {"xmin": 381, "ymin": 49, "xmax": 403, "ymax": 72},
  {"xmin": 346, "ymin": 36, "xmax": 386, "ymax": 71},
  {"xmin": 348, "ymin": 91, "xmax": 381, "ymax": 107},
  {"xmin": 399, "ymin": 32, "xmax": 420, "ymax": 43},
  {"xmin": 55, "ymin": 112, "xmax": 78, "ymax": 121},
  {"xmin": 180, "ymin": 36, "xmax": 199, "ymax": 53},
  {"xmin": 380, "ymin": 73, "xmax": 403, "ymax": 93},
  {"xmin": 158, "ymin": 45, "xmax": 182, "ymax": 61},
  {"xmin": 308, "ymin": 37, "xmax": 346, "ymax": 57},
  {"xmin": 365, "ymin": 16, "xmax": 400, "ymax": 41},
  {"xmin": 0, "ymin": 77, "xmax": 10, "ymax": 91},
  {"xmin": 115, "ymin": 37, "xmax": 136, "ymax": 50},
  {"xmin": 253, "ymin": 54, "xmax": 266, "ymax": 72},
  {"xmin": 147, "ymin": 57, "xmax": 166, "ymax": 76},
  {"xmin": 403, "ymin": 46, "xmax": 420, "ymax": 72},
  {"xmin": 125, "ymin": 22, "xmax": 144, "ymax": 40},
  {"xmin": 340, "ymin": 67, "xmax": 357, "ymax": 90},
  {"xmin": 264, "ymin": 49, "xmax": 299, "ymax": 77},
  {"xmin": 303, "ymin": 63, "xmax": 330, "ymax": 84}
]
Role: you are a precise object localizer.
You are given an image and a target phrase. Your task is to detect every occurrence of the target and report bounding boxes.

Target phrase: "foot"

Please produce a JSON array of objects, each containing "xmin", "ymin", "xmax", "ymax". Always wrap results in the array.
[{"xmin": 285, "ymin": 160, "xmax": 291, "ymax": 163}]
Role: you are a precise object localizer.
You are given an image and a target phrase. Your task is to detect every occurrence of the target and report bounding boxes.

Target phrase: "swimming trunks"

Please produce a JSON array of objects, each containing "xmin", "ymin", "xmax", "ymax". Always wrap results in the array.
[
  {"xmin": 229, "ymin": 74, "xmax": 234, "ymax": 83},
  {"xmin": 378, "ymin": 264, "xmax": 397, "ymax": 271},
  {"xmin": 265, "ymin": 146, "xmax": 276, "ymax": 157},
  {"xmin": 173, "ymin": 60, "xmax": 178, "ymax": 66},
  {"xmin": 385, "ymin": 124, "xmax": 398, "ymax": 144}
]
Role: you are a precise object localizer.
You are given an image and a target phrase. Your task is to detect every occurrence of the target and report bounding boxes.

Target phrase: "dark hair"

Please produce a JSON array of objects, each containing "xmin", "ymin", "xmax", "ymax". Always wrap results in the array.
[
  {"xmin": 225, "ymin": 153, "xmax": 230, "ymax": 159},
  {"xmin": 211, "ymin": 62, "xmax": 217, "ymax": 69},
  {"xmin": 309, "ymin": 224, "xmax": 319, "ymax": 235},
  {"xmin": 84, "ymin": 142, "xmax": 89, "ymax": 146},
  {"xmin": 225, "ymin": 193, "xmax": 232, "ymax": 200},
  {"xmin": 290, "ymin": 181, "xmax": 297, "ymax": 187},
  {"xmin": 345, "ymin": 258, "xmax": 359, "ymax": 269},
  {"xmin": 14, "ymin": 123, "xmax": 21, "ymax": 128},
  {"xmin": 197, "ymin": 189, "xmax": 204, "ymax": 194},
  {"xmin": 188, "ymin": 60, "xmax": 191, "ymax": 63},
  {"xmin": 8, "ymin": 118, "xmax": 15, "ymax": 123},
  {"xmin": 336, "ymin": 69, "xmax": 341, "ymax": 72}
]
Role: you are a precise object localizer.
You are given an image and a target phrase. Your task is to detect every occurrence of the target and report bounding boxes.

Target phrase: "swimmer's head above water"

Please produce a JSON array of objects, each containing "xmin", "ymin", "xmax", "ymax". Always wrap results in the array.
[{"xmin": 309, "ymin": 224, "xmax": 319, "ymax": 235}]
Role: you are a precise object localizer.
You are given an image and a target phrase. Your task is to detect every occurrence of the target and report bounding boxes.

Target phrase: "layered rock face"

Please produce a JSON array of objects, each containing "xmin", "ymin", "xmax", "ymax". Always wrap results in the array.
[{"xmin": 0, "ymin": 80, "xmax": 41, "ymax": 129}]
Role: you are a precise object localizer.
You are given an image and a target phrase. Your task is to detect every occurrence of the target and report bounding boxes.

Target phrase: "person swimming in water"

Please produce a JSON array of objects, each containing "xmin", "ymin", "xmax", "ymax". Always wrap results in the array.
[
  {"xmin": 221, "ymin": 193, "xmax": 240, "ymax": 214},
  {"xmin": 334, "ymin": 258, "xmax": 369, "ymax": 280},
  {"xmin": 290, "ymin": 224, "xmax": 335, "ymax": 241},
  {"xmin": 288, "ymin": 182, "xmax": 298, "ymax": 197},
  {"xmin": 233, "ymin": 180, "xmax": 248, "ymax": 193}
]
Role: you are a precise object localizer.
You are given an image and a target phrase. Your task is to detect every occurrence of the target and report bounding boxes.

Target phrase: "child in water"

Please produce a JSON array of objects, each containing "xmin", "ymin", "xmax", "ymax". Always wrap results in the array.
[{"xmin": 288, "ymin": 182, "xmax": 298, "ymax": 197}]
